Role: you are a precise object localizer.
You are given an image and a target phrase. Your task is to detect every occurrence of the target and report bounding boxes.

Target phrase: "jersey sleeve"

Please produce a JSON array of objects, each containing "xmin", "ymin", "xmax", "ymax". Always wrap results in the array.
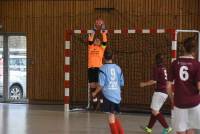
[
  {"xmin": 120, "ymin": 71, "xmax": 124, "ymax": 87},
  {"xmin": 99, "ymin": 69, "xmax": 106, "ymax": 87},
  {"xmin": 101, "ymin": 32, "xmax": 107, "ymax": 48}
]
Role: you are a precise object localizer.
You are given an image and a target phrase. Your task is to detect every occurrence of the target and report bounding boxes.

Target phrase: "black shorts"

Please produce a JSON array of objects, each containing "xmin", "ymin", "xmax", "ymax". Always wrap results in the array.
[
  {"xmin": 88, "ymin": 68, "xmax": 99, "ymax": 83},
  {"xmin": 102, "ymin": 96, "xmax": 120, "ymax": 113}
]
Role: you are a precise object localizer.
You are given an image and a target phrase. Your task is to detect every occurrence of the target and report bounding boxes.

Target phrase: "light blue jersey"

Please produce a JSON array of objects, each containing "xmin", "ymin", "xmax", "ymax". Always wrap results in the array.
[{"xmin": 99, "ymin": 63, "xmax": 124, "ymax": 104}]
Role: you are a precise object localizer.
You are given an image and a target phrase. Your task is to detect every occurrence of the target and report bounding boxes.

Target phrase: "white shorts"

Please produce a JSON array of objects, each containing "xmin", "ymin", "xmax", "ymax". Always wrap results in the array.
[
  {"xmin": 150, "ymin": 92, "xmax": 168, "ymax": 111},
  {"xmin": 173, "ymin": 104, "xmax": 200, "ymax": 132}
]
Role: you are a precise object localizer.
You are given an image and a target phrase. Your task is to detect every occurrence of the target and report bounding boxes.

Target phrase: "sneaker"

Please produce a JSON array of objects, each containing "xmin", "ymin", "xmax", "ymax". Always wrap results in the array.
[
  {"xmin": 143, "ymin": 126, "xmax": 153, "ymax": 133},
  {"xmin": 162, "ymin": 127, "xmax": 173, "ymax": 134}
]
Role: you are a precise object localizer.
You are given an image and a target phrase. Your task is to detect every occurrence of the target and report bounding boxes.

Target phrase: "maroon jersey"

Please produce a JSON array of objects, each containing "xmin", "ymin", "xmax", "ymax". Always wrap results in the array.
[
  {"xmin": 152, "ymin": 65, "xmax": 167, "ymax": 93},
  {"xmin": 168, "ymin": 56, "xmax": 200, "ymax": 108}
]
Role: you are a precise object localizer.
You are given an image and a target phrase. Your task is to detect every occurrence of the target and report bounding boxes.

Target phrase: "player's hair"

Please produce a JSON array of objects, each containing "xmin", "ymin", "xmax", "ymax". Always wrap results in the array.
[
  {"xmin": 155, "ymin": 53, "xmax": 164, "ymax": 65},
  {"xmin": 183, "ymin": 37, "xmax": 196, "ymax": 54},
  {"xmin": 104, "ymin": 48, "xmax": 113, "ymax": 60}
]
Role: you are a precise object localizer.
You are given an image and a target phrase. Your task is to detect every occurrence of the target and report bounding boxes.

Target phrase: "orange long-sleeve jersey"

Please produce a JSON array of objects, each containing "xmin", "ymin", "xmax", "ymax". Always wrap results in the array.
[
  {"xmin": 88, "ymin": 32, "xmax": 107, "ymax": 68},
  {"xmin": 88, "ymin": 45, "xmax": 105, "ymax": 68}
]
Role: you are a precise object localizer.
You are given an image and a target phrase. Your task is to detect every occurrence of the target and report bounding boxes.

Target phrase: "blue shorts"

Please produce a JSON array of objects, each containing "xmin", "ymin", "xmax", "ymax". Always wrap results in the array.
[{"xmin": 102, "ymin": 96, "xmax": 120, "ymax": 113}]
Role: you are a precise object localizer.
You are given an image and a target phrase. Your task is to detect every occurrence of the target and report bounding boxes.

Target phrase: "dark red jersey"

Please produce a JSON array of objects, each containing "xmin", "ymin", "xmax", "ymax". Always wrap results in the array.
[
  {"xmin": 168, "ymin": 56, "xmax": 200, "ymax": 108},
  {"xmin": 152, "ymin": 65, "xmax": 167, "ymax": 93}
]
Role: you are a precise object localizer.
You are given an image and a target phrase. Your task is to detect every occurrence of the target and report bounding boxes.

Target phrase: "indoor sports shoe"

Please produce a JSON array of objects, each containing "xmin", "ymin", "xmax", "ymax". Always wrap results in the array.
[
  {"xmin": 162, "ymin": 127, "xmax": 173, "ymax": 134},
  {"xmin": 144, "ymin": 126, "xmax": 153, "ymax": 133}
]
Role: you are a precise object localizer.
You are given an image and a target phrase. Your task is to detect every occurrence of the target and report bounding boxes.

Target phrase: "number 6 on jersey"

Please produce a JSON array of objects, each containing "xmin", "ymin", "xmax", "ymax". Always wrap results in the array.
[{"xmin": 179, "ymin": 66, "xmax": 189, "ymax": 81}]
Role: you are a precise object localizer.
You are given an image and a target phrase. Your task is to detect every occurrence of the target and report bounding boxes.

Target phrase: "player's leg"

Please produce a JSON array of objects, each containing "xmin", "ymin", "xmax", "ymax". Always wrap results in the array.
[
  {"xmin": 88, "ymin": 68, "xmax": 98, "ymax": 110},
  {"xmin": 97, "ymin": 90, "xmax": 103, "ymax": 111},
  {"xmin": 148, "ymin": 92, "xmax": 171, "ymax": 133},
  {"xmin": 109, "ymin": 113, "xmax": 119, "ymax": 134},
  {"xmin": 143, "ymin": 93, "xmax": 157, "ymax": 133},
  {"xmin": 175, "ymin": 129, "xmax": 194, "ymax": 134},
  {"xmin": 103, "ymin": 96, "xmax": 124, "ymax": 134},
  {"xmin": 92, "ymin": 68, "xmax": 100, "ymax": 110},
  {"xmin": 143, "ymin": 109, "xmax": 158, "ymax": 133},
  {"xmin": 187, "ymin": 104, "xmax": 200, "ymax": 134},
  {"xmin": 103, "ymin": 97, "xmax": 118, "ymax": 134},
  {"xmin": 89, "ymin": 82, "xmax": 98, "ymax": 110},
  {"xmin": 173, "ymin": 106, "xmax": 188, "ymax": 134},
  {"xmin": 115, "ymin": 117, "xmax": 124, "ymax": 134},
  {"xmin": 143, "ymin": 109, "xmax": 157, "ymax": 133},
  {"xmin": 152, "ymin": 92, "xmax": 172, "ymax": 134},
  {"xmin": 91, "ymin": 82, "xmax": 98, "ymax": 110},
  {"xmin": 186, "ymin": 129, "xmax": 195, "ymax": 134},
  {"xmin": 154, "ymin": 111, "xmax": 168, "ymax": 128},
  {"xmin": 143, "ymin": 92, "xmax": 162, "ymax": 133},
  {"xmin": 176, "ymin": 132, "xmax": 186, "ymax": 134},
  {"xmin": 114, "ymin": 104, "xmax": 124, "ymax": 134}
]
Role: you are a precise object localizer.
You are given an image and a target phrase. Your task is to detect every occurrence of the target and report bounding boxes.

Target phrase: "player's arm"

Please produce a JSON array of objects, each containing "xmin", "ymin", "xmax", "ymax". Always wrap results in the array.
[
  {"xmin": 197, "ymin": 81, "xmax": 200, "ymax": 92},
  {"xmin": 88, "ymin": 32, "xmax": 95, "ymax": 45},
  {"xmin": 140, "ymin": 80, "xmax": 156, "ymax": 87},
  {"xmin": 167, "ymin": 81, "xmax": 174, "ymax": 100},
  {"xmin": 140, "ymin": 67, "xmax": 157, "ymax": 87},
  {"xmin": 101, "ymin": 31, "xmax": 107, "ymax": 48},
  {"xmin": 167, "ymin": 63, "xmax": 175, "ymax": 103},
  {"xmin": 197, "ymin": 82, "xmax": 200, "ymax": 93}
]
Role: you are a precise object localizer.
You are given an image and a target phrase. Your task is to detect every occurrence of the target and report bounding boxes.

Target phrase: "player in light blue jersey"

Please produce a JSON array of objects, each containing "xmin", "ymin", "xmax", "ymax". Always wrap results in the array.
[{"xmin": 92, "ymin": 49, "xmax": 124, "ymax": 134}]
